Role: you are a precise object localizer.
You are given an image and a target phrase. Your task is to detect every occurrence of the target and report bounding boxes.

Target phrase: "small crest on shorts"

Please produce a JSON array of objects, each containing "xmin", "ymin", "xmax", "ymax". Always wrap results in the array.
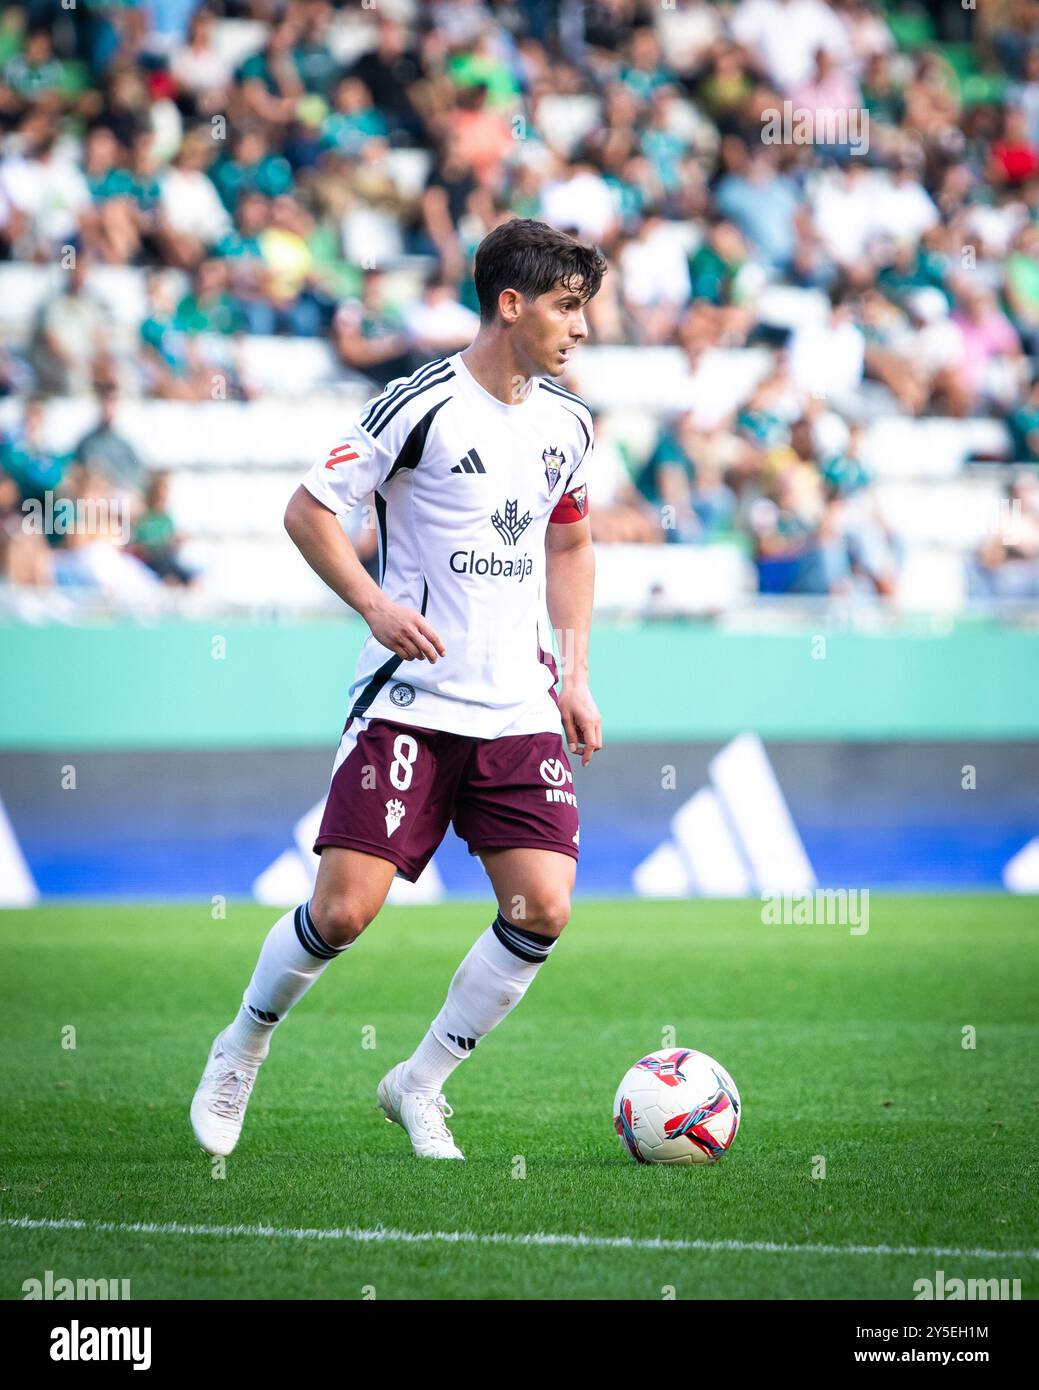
[
  {"xmin": 390, "ymin": 682, "xmax": 415, "ymax": 707},
  {"xmin": 542, "ymin": 445, "xmax": 566, "ymax": 491},
  {"xmin": 385, "ymin": 798, "xmax": 406, "ymax": 838}
]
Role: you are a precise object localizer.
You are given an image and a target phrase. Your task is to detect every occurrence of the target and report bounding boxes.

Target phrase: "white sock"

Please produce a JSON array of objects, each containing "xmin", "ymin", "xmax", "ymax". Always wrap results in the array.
[
  {"xmin": 401, "ymin": 1031, "xmax": 464, "ymax": 1096},
  {"xmin": 222, "ymin": 902, "xmax": 351, "ymax": 1067},
  {"xmin": 400, "ymin": 912, "xmax": 558, "ymax": 1097}
]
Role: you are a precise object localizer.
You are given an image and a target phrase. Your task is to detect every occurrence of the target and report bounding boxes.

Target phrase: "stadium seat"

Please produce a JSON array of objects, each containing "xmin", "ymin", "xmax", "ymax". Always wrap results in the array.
[
  {"xmin": 755, "ymin": 285, "xmax": 829, "ymax": 332},
  {"xmin": 535, "ymin": 94, "xmax": 603, "ymax": 156},
  {"xmin": 591, "ymin": 542, "xmax": 755, "ymax": 617},
  {"xmin": 874, "ymin": 477, "xmax": 1008, "ymax": 547},
  {"xmin": 896, "ymin": 548, "xmax": 967, "ymax": 612},
  {"xmin": 211, "ymin": 18, "xmax": 268, "ymax": 70},
  {"xmin": 341, "ymin": 207, "xmax": 404, "ymax": 267},
  {"xmin": 179, "ymin": 533, "xmax": 337, "ymax": 608},
  {"xmin": 384, "ymin": 148, "xmax": 434, "ymax": 199},
  {"xmin": 862, "ymin": 418, "xmax": 1012, "ymax": 479},
  {"xmin": 0, "ymin": 264, "xmax": 59, "ymax": 342},
  {"xmin": 238, "ymin": 337, "xmax": 349, "ymax": 396}
]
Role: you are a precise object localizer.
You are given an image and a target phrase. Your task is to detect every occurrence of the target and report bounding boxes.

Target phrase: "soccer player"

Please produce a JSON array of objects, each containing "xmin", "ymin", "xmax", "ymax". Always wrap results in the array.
[{"xmin": 191, "ymin": 219, "xmax": 606, "ymax": 1159}]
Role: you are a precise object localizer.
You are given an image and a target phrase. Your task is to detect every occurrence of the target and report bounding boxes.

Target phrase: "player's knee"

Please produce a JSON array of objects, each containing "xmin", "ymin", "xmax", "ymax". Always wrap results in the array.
[
  {"xmin": 522, "ymin": 894, "xmax": 572, "ymax": 939},
  {"xmin": 309, "ymin": 895, "xmax": 374, "ymax": 948}
]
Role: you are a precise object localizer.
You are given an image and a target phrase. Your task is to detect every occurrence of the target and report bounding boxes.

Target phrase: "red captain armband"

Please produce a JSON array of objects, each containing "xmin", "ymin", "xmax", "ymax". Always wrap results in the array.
[{"xmin": 549, "ymin": 482, "xmax": 589, "ymax": 524}]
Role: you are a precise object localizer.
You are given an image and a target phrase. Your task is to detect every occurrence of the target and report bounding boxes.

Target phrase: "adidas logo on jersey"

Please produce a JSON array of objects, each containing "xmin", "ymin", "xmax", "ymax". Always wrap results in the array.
[
  {"xmin": 451, "ymin": 448, "xmax": 486, "ymax": 474},
  {"xmin": 447, "ymin": 1033, "xmax": 477, "ymax": 1051}
]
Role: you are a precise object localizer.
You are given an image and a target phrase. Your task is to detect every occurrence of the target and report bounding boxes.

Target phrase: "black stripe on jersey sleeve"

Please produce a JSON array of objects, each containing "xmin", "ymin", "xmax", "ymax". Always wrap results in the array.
[
  {"xmin": 360, "ymin": 357, "xmax": 448, "ymax": 435},
  {"xmin": 365, "ymin": 364, "xmax": 455, "ymax": 439},
  {"xmin": 539, "ymin": 381, "xmax": 592, "ymax": 448},
  {"xmin": 539, "ymin": 378, "xmax": 590, "ymax": 411}
]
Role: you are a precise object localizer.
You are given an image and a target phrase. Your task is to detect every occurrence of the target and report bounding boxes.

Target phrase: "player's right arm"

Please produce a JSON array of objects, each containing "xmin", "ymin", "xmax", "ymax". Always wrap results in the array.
[{"xmin": 284, "ymin": 426, "xmax": 446, "ymax": 664}]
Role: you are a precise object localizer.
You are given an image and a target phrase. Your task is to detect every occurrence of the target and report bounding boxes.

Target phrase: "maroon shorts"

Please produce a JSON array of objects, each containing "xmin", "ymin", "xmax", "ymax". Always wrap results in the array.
[{"xmin": 313, "ymin": 716, "xmax": 580, "ymax": 882}]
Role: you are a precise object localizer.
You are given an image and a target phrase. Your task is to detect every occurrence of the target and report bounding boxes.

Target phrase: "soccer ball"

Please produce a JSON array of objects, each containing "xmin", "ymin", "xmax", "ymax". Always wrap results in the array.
[{"xmin": 613, "ymin": 1048, "xmax": 741, "ymax": 1165}]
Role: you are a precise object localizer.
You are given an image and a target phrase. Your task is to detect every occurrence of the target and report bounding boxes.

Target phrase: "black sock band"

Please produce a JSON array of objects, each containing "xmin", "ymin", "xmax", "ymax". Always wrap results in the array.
[
  {"xmin": 293, "ymin": 901, "xmax": 346, "ymax": 961},
  {"xmin": 491, "ymin": 911, "xmax": 557, "ymax": 963},
  {"xmin": 246, "ymin": 1004, "xmax": 280, "ymax": 1025}
]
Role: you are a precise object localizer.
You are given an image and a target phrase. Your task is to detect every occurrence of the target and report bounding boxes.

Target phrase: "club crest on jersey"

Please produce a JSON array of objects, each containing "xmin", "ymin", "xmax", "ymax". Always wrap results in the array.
[
  {"xmin": 385, "ymin": 798, "xmax": 405, "ymax": 838},
  {"xmin": 542, "ymin": 445, "xmax": 566, "ymax": 491},
  {"xmin": 491, "ymin": 499, "xmax": 533, "ymax": 546},
  {"xmin": 389, "ymin": 683, "xmax": 415, "ymax": 707}
]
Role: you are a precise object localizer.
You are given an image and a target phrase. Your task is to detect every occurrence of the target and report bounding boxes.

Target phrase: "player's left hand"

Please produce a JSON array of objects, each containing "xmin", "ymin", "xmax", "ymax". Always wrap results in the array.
[{"xmin": 559, "ymin": 684, "xmax": 603, "ymax": 767}]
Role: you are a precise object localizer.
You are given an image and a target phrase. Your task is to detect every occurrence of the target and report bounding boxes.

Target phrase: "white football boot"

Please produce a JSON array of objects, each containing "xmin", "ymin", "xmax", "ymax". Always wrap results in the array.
[
  {"xmin": 376, "ymin": 1061, "xmax": 465, "ymax": 1160},
  {"xmin": 190, "ymin": 1031, "xmax": 259, "ymax": 1157}
]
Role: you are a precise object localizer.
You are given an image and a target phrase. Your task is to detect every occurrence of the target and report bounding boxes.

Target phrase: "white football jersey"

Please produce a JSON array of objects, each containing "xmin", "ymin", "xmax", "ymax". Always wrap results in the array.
[{"xmin": 301, "ymin": 351, "xmax": 593, "ymax": 739}]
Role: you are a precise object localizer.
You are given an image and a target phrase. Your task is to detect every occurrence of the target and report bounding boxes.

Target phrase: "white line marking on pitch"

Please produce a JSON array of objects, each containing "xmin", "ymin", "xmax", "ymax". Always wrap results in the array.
[{"xmin": 2, "ymin": 1217, "xmax": 1035, "ymax": 1262}]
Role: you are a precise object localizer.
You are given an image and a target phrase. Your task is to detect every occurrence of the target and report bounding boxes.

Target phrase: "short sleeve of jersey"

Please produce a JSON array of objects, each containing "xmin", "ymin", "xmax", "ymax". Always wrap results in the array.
[
  {"xmin": 301, "ymin": 422, "xmax": 396, "ymax": 517},
  {"xmin": 549, "ymin": 414, "xmax": 593, "ymax": 525},
  {"xmin": 302, "ymin": 364, "xmax": 453, "ymax": 515}
]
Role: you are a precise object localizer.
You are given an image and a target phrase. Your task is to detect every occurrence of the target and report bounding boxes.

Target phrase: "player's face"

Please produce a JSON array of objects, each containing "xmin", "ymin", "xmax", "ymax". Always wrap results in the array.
[{"xmin": 520, "ymin": 283, "xmax": 589, "ymax": 378}]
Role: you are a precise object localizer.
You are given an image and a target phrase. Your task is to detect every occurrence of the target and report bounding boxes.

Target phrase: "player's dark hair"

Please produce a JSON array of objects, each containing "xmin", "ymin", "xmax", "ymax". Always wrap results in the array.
[{"xmin": 473, "ymin": 218, "xmax": 607, "ymax": 324}]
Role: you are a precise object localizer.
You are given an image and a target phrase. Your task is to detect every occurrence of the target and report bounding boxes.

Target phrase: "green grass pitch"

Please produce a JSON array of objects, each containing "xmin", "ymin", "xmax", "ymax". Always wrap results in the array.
[{"xmin": 1, "ymin": 896, "xmax": 1036, "ymax": 1300}]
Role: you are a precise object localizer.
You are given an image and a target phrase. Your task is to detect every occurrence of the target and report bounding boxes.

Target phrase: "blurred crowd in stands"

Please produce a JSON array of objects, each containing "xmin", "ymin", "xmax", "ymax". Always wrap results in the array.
[{"xmin": 2, "ymin": 0, "xmax": 1039, "ymax": 605}]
